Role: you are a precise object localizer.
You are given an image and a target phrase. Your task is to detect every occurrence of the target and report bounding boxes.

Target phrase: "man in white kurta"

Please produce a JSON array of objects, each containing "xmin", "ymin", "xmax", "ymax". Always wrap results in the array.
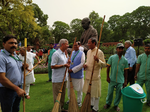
[
  {"xmin": 83, "ymin": 38, "xmax": 106, "ymax": 112},
  {"xmin": 67, "ymin": 42, "xmax": 85, "ymax": 107},
  {"xmin": 19, "ymin": 47, "xmax": 40, "ymax": 99}
]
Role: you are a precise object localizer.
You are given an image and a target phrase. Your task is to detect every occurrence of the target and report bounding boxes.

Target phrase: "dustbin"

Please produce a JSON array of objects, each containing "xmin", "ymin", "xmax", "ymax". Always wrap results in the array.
[{"xmin": 121, "ymin": 84, "xmax": 146, "ymax": 112}]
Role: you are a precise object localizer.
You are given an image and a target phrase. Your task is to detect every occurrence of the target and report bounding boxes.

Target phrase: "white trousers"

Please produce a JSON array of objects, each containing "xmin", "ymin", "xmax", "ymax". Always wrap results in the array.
[
  {"xmin": 91, "ymin": 97, "xmax": 100, "ymax": 111},
  {"xmin": 25, "ymin": 84, "xmax": 30, "ymax": 95},
  {"xmin": 67, "ymin": 78, "xmax": 84, "ymax": 103}
]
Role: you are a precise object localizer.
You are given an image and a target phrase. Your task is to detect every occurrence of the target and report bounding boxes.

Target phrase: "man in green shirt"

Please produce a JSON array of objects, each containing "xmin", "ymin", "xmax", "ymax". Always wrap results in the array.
[
  {"xmin": 46, "ymin": 43, "xmax": 56, "ymax": 82},
  {"xmin": 135, "ymin": 44, "xmax": 150, "ymax": 106},
  {"xmin": 104, "ymin": 43, "xmax": 128, "ymax": 112}
]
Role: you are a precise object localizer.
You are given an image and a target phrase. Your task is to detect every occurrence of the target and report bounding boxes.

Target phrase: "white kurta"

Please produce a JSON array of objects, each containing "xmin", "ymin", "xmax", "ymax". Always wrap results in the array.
[
  {"xmin": 19, "ymin": 52, "xmax": 36, "ymax": 84},
  {"xmin": 67, "ymin": 52, "xmax": 85, "ymax": 103},
  {"xmin": 82, "ymin": 47, "xmax": 106, "ymax": 98}
]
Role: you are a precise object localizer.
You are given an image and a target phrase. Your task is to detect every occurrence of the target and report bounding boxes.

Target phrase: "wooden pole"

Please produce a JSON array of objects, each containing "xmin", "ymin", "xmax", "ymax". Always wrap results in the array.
[
  {"xmin": 52, "ymin": 37, "xmax": 77, "ymax": 112},
  {"xmin": 23, "ymin": 38, "xmax": 27, "ymax": 112},
  {"xmin": 80, "ymin": 15, "xmax": 105, "ymax": 112},
  {"xmin": 25, "ymin": 57, "xmax": 46, "ymax": 76}
]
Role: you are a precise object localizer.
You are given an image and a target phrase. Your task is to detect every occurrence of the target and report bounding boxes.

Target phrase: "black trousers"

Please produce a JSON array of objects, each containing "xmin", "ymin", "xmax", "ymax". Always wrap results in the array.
[{"xmin": 127, "ymin": 63, "xmax": 136, "ymax": 85}]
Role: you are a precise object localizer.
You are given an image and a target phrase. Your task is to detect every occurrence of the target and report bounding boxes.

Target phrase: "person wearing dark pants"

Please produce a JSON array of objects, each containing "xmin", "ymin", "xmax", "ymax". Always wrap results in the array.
[
  {"xmin": 124, "ymin": 40, "xmax": 137, "ymax": 85},
  {"xmin": 0, "ymin": 35, "xmax": 26, "ymax": 112}
]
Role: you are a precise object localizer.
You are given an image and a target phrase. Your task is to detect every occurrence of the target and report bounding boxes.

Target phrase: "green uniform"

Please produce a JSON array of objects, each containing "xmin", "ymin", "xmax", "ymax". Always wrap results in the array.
[
  {"xmin": 48, "ymin": 48, "xmax": 56, "ymax": 80},
  {"xmin": 136, "ymin": 53, "xmax": 150, "ymax": 103},
  {"xmin": 106, "ymin": 54, "xmax": 128, "ymax": 106}
]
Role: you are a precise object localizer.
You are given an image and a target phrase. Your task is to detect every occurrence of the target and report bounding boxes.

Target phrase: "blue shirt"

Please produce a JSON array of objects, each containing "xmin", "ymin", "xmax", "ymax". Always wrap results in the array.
[
  {"xmin": 51, "ymin": 49, "xmax": 68, "ymax": 83},
  {"xmin": 0, "ymin": 49, "xmax": 23, "ymax": 87},
  {"xmin": 125, "ymin": 46, "xmax": 137, "ymax": 67}
]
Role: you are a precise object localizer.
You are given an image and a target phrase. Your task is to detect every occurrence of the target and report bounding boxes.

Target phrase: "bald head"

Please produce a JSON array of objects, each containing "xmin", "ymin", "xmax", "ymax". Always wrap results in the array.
[
  {"xmin": 82, "ymin": 17, "xmax": 90, "ymax": 30},
  {"xmin": 20, "ymin": 47, "xmax": 25, "ymax": 56}
]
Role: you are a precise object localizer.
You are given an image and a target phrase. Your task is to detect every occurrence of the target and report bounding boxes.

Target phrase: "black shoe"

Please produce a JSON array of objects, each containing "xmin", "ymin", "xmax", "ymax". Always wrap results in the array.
[
  {"xmin": 147, "ymin": 103, "xmax": 150, "ymax": 107},
  {"xmin": 46, "ymin": 79, "xmax": 51, "ymax": 82}
]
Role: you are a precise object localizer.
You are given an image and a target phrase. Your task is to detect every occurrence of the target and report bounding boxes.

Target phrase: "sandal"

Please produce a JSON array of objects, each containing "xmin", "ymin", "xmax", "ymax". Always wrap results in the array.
[
  {"xmin": 114, "ymin": 106, "xmax": 120, "ymax": 112},
  {"xmin": 104, "ymin": 104, "xmax": 110, "ymax": 109}
]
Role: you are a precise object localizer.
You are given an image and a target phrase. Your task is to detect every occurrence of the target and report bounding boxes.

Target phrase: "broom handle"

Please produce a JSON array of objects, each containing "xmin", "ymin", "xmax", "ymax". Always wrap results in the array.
[
  {"xmin": 23, "ymin": 47, "xmax": 27, "ymax": 112},
  {"xmin": 89, "ymin": 15, "xmax": 105, "ymax": 85},
  {"xmin": 59, "ymin": 37, "xmax": 77, "ymax": 92},
  {"xmin": 25, "ymin": 57, "xmax": 46, "ymax": 76}
]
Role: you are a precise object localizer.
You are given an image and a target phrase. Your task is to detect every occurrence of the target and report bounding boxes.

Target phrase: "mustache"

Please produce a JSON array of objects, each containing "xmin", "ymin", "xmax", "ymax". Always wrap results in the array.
[{"xmin": 10, "ymin": 46, "xmax": 17, "ymax": 49}]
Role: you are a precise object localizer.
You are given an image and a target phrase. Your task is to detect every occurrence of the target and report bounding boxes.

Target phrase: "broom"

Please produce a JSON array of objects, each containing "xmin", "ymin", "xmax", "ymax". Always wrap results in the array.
[
  {"xmin": 52, "ymin": 37, "xmax": 77, "ymax": 112},
  {"xmin": 25, "ymin": 57, "xmax": 46, "ymax": 76},
  {"xmin": 68, "ymin": 39, "xmax": 79, "ymax": 112},
  {"xmin": 80, "ymin": 15, "xmax": 106, "ymax": 112},
  {"xmin": 23, "ymin": 38, "xmax": 27, "ymax": 112}
]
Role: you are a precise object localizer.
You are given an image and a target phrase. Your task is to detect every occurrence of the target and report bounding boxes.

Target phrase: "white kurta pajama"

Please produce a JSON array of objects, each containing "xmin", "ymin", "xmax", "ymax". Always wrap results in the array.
[
  {"xmin": 19, "ymin": 52, "xmax": 36, "ymax": 95},
  {"xmin": 67, "ymin": 52, "xmax": 85, "ymax": 104},
  {"xmin": 83, "ymin": 47, "xmax": 106, "ymax": 111}
]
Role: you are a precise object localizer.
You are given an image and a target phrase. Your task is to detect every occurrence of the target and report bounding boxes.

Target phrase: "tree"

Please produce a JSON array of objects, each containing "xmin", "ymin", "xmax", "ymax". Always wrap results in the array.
[
  {"xmin": 32, "ymin": 3, "xmax": 48, "ymax": 27},
  {"xmin": 70, "ymin": 18, "xmax": 83, "ymax": 42},
  {"xmin": 0, "ymin": 0, "xmax": 40, "ymax": 41},
  {"xmin": 89, "ymin": 11, "xmax": 112, "ymax": 42},
  {"xmin": 52, "ymin": 21, "xmax": 70, "ymax": 43},
  {"xmin": 130, "ymin": 6, "xmax": 150, "ymax": 40}
]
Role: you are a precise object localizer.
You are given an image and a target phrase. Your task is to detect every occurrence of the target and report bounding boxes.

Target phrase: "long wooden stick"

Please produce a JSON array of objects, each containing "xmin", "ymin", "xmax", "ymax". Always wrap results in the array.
[
  {"xmin": 23, "ymin": 38, "xmax": 27, "ymax": 112},
  {"xmin": 58, "ymin": 37, "xmax": 77, "ymax": 93},
  {"xmin": 80, "ymin": 16, "xmax": 105, "ymax": 112},
  {"xmin": 89, "ymin": 15, "xmax": 105, "ymax": 84},
  {"xmin": 25, "ymin": 57, "xmax": 46, "ymax": 76},
  {"xmin": 52, "ymin": 37, "xmax": 77, "ymax": 112}
]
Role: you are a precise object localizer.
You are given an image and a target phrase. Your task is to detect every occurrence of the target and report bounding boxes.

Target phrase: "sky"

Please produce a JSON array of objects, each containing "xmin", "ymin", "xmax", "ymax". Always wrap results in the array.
[{"xmin": 32, "ymin": 0, "xmax": 150, "ymax": 27}]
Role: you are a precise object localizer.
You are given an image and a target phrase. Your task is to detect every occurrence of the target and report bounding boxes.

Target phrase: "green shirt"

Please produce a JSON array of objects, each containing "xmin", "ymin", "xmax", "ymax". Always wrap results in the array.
[
  {"xmin": 107, "ymin": 54, "xmax": 129, "ymax": 83},
  {"xmin": 48, "ymin": 48, "xmax": 56, "ymax": 64},
  {"xmin": 137, "ymin": 53, "xmax": 150, "ymax": 80}
]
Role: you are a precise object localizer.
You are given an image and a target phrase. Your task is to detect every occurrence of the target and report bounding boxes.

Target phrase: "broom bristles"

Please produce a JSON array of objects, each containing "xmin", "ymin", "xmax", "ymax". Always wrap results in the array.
[
  {"xmin": 52, "ymin": 93, "xmax": 61, "ymax": 112},
  {"xmin": 80, "ymin": 85, "xmax": 91, "ymax": 112},
  {"xmin": 68, "ymin": 77, "xmax": 79, "ymax": 112}
]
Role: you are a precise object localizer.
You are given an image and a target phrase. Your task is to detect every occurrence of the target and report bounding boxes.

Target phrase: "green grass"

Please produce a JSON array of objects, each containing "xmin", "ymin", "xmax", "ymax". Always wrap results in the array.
[{"xmin": 18, "ymin": 68, "xmax": 150, "ymax": 112}]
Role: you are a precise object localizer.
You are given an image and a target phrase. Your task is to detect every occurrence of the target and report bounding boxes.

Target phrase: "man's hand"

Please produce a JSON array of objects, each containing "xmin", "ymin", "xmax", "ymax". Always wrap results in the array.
[
  {"xmin": 129, "ymin": 67, "xmax": 133, "ymax": 71},
  {"xmin": 123, "ymin": 81, "xmax": 127, "ymax": 88},
  {"xmin": 107, "ymin": 77, "xmax": 110, "ymax": 83},
  {"xmin": 68, "ymin": 69, "xmax": 73, "ymax": 73},
  {"xmin": 134, "ymin": 75, "xmax": 137, "ymax": 81},
  {"xmin": 16, "ymin": 87, "xmax": 26, "ymax": 97},
  {"xmin": 83, "ymin": 64, "xmax": 87, "ymax": 69},
  {"xmin": 67, "ymin": 59, "xmax": 71, "ymax": 64},
  {"xmin": 94, "ymin": 55, "xmax": 99, "ymax": 62},
  {"xmin": 64, "ymin": 64, "xmax": 70, "ymax": 68}
]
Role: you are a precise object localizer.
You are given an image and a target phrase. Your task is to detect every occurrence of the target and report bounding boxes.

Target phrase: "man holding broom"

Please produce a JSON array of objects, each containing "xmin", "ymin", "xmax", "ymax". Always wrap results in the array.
[
  {"xmin": 19, "ymin": 47, "xmax": 40, "ymax": 99},
  {"xmin": 0, "ymin": 35, "xmax": 26, "ymax": 112},
  {"xmin": 104, "ymin": 43, "xmax": 128, "ymax": 112},
  {"xmin": 83, "ymin": 38, "xmax": 106, "ymax": 112},
  {"xmin": 51, "ymin": 39, "xmax": 70, "ymax": 112},
  {"xmin": 67, "ymin": 42, "xmax": 85, "ymax": 107}
]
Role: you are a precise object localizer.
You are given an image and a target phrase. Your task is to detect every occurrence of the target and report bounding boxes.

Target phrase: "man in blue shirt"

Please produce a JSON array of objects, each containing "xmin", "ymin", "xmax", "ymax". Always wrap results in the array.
[
  {"xmin": 51, "ymin": 39, "xmax": 70, "ymax": 112},
  {"xmin": 125, "ymin": 40, "xmax": 137, "ymax": 85},
  {"xmin": 0, "ymin": 35, "xmax": 26, "ymax": 112}
]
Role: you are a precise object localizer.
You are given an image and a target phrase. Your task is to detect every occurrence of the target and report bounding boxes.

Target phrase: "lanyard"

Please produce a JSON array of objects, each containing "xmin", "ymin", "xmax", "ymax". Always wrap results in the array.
[
  {"xmin": 72, "ymin": 50, "xmax": 80, "ymax": 62},
  {"xmin": 3, "ymin": 51, "xmax": 21, "ymax": 61}
]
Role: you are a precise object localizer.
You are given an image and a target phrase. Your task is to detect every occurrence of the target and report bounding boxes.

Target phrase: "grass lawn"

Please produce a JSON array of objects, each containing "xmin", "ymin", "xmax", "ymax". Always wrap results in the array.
[{"xmin": 18, "ymin": 68, "xmax": 150, "ymax": 112}]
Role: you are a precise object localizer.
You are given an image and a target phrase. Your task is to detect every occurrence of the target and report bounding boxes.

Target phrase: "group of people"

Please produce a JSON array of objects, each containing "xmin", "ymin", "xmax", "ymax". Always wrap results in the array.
[{"xmin": 0, "ymin": 17, "xmax": 150, "ymax": 112}]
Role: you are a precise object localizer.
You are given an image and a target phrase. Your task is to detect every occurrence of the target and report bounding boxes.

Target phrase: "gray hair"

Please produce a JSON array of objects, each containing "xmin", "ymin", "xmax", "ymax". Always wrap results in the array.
[
  {"xmin": 59, "ymin": 39, "xmax": 68, "ymax": 47},
  {"xmin": 125, "ymin": 40, "xmax": 132, "ymax": 45}
]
